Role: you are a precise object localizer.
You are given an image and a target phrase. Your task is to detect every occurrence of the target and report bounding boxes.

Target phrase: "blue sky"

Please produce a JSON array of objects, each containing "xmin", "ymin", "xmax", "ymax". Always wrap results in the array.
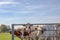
[{"xmin": 0, "ymin": 0, "xmax": 60, "ymax": 25}]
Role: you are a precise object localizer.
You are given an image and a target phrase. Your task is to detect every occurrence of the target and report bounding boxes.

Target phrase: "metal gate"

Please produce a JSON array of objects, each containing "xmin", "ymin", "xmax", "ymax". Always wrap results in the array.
[{"xmin": 11, "ymin": 23, "xmax": 60, "ymax": 40}]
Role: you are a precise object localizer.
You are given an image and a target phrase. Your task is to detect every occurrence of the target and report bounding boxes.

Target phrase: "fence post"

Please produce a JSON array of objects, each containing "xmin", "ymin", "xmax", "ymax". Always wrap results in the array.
[{"xmin": 12, "ymin": 24, "xmax": 14, "ymax": 40}]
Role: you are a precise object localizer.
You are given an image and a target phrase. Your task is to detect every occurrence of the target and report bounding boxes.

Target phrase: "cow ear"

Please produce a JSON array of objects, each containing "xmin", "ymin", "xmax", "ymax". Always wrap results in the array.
[{"xmin": 23, "ymin": 24, "xmax": 26, "ymax": 26}]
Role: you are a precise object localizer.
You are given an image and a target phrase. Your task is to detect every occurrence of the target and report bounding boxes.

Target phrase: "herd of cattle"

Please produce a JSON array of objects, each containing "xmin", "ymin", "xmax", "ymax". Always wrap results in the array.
[{"xmin": 10, "ymin": 25, "xmax": 46, "ymax": 40}]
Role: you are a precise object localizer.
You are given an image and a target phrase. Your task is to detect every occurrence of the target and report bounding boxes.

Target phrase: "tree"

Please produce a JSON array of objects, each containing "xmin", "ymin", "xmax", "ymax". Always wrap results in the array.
[
  {"xmin": 0, "ymin": 24, "xmax": 10, "ymax": 32},
  {"xmin": 0, "ymin": 26, "xmax": 1, "ymax": 33}
]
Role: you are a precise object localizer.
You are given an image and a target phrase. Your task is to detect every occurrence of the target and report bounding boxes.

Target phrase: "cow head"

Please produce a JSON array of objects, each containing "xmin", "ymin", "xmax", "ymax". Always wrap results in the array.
[{"xmin": 10, "ymin": 29, "xmax": 22, "ymax": 38}]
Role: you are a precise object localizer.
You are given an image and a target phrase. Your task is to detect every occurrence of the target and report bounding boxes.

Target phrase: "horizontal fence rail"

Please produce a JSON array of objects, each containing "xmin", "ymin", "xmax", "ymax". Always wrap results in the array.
[{"xmin": 12, "ymin": 23, "xmax": 60, "ymax": 25}]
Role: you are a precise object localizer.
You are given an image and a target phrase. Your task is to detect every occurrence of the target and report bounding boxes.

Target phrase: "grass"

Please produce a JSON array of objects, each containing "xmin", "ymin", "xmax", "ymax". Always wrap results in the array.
[{"xmin": 0, "ymin": 33, "xmax": 20, "ymax": 40}]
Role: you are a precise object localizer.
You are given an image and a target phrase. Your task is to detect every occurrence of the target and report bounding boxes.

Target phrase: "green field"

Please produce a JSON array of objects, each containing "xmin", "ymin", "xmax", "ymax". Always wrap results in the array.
[{"xmin": 0, "ymin": 33, "xmax": 20, "ymax": 40}]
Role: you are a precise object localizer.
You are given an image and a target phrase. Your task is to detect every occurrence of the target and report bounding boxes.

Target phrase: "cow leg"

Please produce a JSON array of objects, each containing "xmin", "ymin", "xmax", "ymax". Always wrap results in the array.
[
  {"xmin": 20, "ymin": 38, "xmax": 23, "ymax": 40},
  {"xmin": 24, "ymin": 36, "xmax": 29, "ymax": 40},
  {"xmin": 24, "ymin": 36, "xmax": 26, "ymax": 40},
  {"xmin": 28, "ymin": 37, "xmax": 31, "ymax": 40},
  {"xmin": 36, "ymin": 36, "xmax": 38, "ymax": 40},
  {"xmin": 20, "ymin": 36, "xmax": 24, "ymax": 40},
  {"xmin": 31, "ymin": 38, "xmax": 33, "ymax": 40}
]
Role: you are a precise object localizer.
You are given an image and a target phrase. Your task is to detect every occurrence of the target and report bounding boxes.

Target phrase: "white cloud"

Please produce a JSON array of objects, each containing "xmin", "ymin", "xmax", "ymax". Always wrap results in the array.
[
  {"xmin": 0, "ymin": 2, "xmax": 18, "ymax": 5},
  {"xmin": 0, "ymin": 16, "xmax": 60, "ymax": 25},
  {"xmin": 0, "ymin": 0, "xmax": 60, "ymax": 25},
  {"xmin": 24, "ymin": 16, "xmax": 60, "ymax": 23},
  {"xmin": 0, "ymin": 0, "xmax": 14, "ymax": 2},
  {"xmin": 0, "ymin": 17, "xmax": 21, "ymax": 25}
]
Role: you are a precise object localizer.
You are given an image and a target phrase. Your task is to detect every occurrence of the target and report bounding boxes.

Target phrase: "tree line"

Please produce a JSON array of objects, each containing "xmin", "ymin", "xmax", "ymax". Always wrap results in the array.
[{"xmin": 0, "ymin": 24, "xmax": 10, "ymax": 33}]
